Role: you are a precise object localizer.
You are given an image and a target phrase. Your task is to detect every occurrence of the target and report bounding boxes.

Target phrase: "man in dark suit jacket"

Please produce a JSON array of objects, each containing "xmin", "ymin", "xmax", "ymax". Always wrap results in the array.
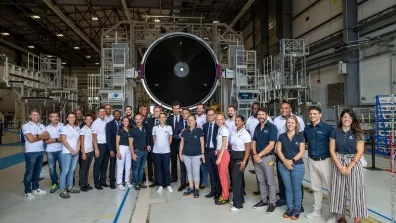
[
  {"xmin": 202, "ymin": 109, "xmax": 221, "ymax": 199},
  {"xmin": 106, "ymin": 110, "xmax": 121, "ymax": 189},
  {"xmin": 167, "ymin": 101, "xmax": 186, "ymax": 189}
]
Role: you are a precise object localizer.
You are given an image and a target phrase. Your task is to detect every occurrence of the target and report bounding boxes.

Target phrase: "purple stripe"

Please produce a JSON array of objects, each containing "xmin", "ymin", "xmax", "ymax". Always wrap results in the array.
[
  {"xmin": 216, "ymin": 64, "xmax": 221, "ymax": 79},
  {"xmin": 140, "ymin": 64, "xmax": 144, "ymax": 79}
]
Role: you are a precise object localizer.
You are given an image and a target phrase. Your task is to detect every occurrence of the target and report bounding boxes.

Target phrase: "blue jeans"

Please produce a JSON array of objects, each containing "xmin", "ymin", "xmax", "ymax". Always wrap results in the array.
[
  {"xmin": 201, "ymin": 161, "xmax": 208, "ymax": 186},
  {"xmin": 132, "ymin": 150, "xmax": 147, "ymax": 184},
  {"xmin": 24, "ymin": 152, "xmax": 44, "ymax": 194},
  {"xmin": 278, "ymin": 163, "xmax": 305, "ymax": 210},
  {"xmin": 153, "ymin": 152, "xmax": 171, "ymax": 187},
  {"xmin": 60, "ymin": 153, "xmax": 79, "ymax": 190},
  {"xmin": 47, "ymin": 151, "xmax": 62, "ymax": 185}
]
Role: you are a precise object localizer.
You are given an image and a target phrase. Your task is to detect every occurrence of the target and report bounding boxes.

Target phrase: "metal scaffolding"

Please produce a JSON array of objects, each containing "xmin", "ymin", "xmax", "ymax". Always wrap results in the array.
[{"xmin": 87, "ymin": 74, "xmax": 100, "ymax": 110}]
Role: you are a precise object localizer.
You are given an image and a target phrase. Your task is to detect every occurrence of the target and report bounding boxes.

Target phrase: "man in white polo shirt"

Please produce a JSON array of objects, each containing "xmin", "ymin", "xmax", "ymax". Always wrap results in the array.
[
  {"xmin": 273, "ymin": 101, "xmax": 305, "ymax": 211},
  {"xmin": 195, "ymin": 103, "xmax": 206, "ymax": 128},
  {"xmin": 44, "ymin": 112, "xmax": 63, "ymax": 193},
  {"xmin": 92, "ymin": 107, "xmax": 109, "ymax": 190},
  {"xmin": 22, "ymin": 109, "xmax": 49, "ymax": 199}
]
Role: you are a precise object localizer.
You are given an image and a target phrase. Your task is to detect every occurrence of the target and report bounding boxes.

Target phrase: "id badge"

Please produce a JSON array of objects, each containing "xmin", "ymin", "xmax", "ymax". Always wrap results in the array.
[{"xmin": 268, "ymin": 160, "xmax": 275, "ymax": 167}]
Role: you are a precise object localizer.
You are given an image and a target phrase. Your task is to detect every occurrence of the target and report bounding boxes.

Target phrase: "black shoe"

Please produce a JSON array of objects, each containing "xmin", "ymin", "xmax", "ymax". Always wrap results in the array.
[
  {"xmin": 199, "ymin": 184, "xmax": 207, "ymax": 189},
  {"xmin": 214, "ymin": 195, "xmax": 221, "ymax": 200},
  {"xmin": 134, "ymin": 185, "xmax": 141, "ymax": 190},
  {"xmin": 95, "ymin": 184, "xmax": 103, "ymax": 190},
  {"xmin": 139, "ymin": 183, "xmax": 147, "ymax": 189},
  {"xmin": 110, "ymin": 183, "xmax": 116, "ymax": 189},
  {"xmin": 149, "ymin": 183, "xmax": 156, "ymax": 188},
  {"xmin": 276, "ymin": 199, "xmax": 286, "ymax": 207},
  {"xmin": 81, "ymin": 185, "xmax": 88, "ymax": 192},
  {"xmin": 215, "ymin": 198, "xmax": 230, "ymax": 205},
  {"xmin": 194, "ymin": 189, "xmax": 199, "ymax": 198},
  {"xmin": 266, "ymin": 204, "xmax": 275, "ymax": 214},
  {"xmin": 243, "ymin": 190, "xmax": 246, "ymax": 196},
  {"xmin": 253, "ymin": 200, "xmax": 268, "ymax": 209},
  {"xmin": 101, "ymin": 183, "xmax": 109, "ymax": 188},
  {"xmin": 205, "ymin": 192, "xmax": 215, "ymax": 198},
  {"xmin": 171, "ymin": 179, "xmax": 177, "ymax": 183},
  {"xmin": 87, "ymin": 184, "xmax": 93, "ymax": 190},
  {"xmin": 229, "ymin": 188, "xmax": 232, "ymax": 192},
  {"xmin": 148, "ymin": 177, "xmax": 154, "ymax": 183},
  {"xmin": 178, "ymin": 185, "xmax": 186, "ymax": 192},
  {"xmin": 252, "ymin": 190, "xmax": 260, "ymax": 196},
  {"xmin": 300, "ymin": 206, "xmax": 304, "ymax": 213},
  {"xmin": 183, "ymin": 188, "xmax": 194, "ymax": 196}
]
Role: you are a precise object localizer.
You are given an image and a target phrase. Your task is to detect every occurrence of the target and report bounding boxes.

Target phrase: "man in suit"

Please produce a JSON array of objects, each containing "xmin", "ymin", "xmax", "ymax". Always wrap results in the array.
[
  {"xmin": 176, "ymin": 107, "xmax": 191, "ymax": 191},
  {"xmin": 145, "ymin": 105, "xmax": 162, "ymax": 186},
  {"xmin": 167, "ymin": 101, "xmax": 184, "ymax": 184},
  {"xmin": 106, "ymin": 110, "xmax": 121, "ymax": 189},
  {"xmin": 202, "ymin": 109, "xmax": 221, "ymax": 198}
]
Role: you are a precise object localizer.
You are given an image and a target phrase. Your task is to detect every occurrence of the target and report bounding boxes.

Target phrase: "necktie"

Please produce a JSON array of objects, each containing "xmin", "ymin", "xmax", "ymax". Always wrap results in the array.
[
  {"xmin": 184, "ymin": 120, "xmax": 187, "ymax": 128},
  {"xmin": 207, "ymin": 123, "xmax": 212, "ymax": 148},
  {"xmin": 155, "ymin": 120, "xmax": 159, "ymax": 126}
]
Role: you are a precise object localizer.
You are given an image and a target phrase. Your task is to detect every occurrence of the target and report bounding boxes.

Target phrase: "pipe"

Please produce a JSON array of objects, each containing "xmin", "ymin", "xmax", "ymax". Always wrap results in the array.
[
  {"xmin": 121, "ymin": 0, "xmax": 131, "ymax": 21},
  {"xmin": 229, "ymin": 0, "xmax": 255, "ymax": 28},
  {"xmin": 41, "ymin": 0, "xmax": 100, "ymax": 54}
]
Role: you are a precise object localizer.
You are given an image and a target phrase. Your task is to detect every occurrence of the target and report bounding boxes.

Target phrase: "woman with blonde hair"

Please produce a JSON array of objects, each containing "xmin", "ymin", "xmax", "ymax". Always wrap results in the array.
[{"xmin": 276, "ymin": 116, "xmax": 305, "ymax": 220}]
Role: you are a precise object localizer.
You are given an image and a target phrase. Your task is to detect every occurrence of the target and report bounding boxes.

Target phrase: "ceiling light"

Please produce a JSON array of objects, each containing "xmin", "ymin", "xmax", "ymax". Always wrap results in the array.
[
  {"xmin": 213, "ymin": 20, "xmax": 219, "ymax": 23},
  {"xmin": 74, "ymin": 46, "xmax": 79, "ymax": 50},
  {"xmin": 56, "ymin": 33, "xmax": 63, "ymax": 37},
  {"xmin": 47, "ymin": 55, "xmax": 53, "ymax": 57},
  {"xmin": 31, "ymin": 15, "xmax": 40, "ymax": 19},
  {"xmin": 154, "ymin": 19, "xmax": 160, "ymax": 22},
  {"xmin": 203, "ymin": 37, "xmax": 209, "ymax": 40},
  {"xmin": 95, "ymin": 62, "xmax": 99, "ymax": 65},
  {"xmin": 1, "ymin": 32, "xmax": 10, "ymax": 36},
  {"xmin": 105, "ymin": 35, "xmax": 110, "ymax": 38},
  {"xmin": 27, "ymin": 45, "xmax": 35, "ymax": 49},
  {"xmin": 86, "ymin": 55, "xmax": 91, "ymax": 58},
  {"xmin": 61, "ymin": 62, "xmax": 66, "ymax": 65},
  {"xmin": 92, "ymin": 17, "xmax": 98, "ymax": 20}
]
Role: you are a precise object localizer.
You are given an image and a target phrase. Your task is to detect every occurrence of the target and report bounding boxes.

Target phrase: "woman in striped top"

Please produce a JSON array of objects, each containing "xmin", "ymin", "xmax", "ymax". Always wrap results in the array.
[{"xmin": 329, "ymin": 109, "xmax": 367, "ymax": 223}]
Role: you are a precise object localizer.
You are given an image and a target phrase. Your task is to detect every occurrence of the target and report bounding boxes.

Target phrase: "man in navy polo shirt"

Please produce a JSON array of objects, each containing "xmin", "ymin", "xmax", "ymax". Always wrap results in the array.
[
  {"xmin": 304, "ymin": 106, "xmax": 336, "ymax": 222},
  {"xmin": 252, "ymin": 108, "xmax": 278, "ymax": 214}
]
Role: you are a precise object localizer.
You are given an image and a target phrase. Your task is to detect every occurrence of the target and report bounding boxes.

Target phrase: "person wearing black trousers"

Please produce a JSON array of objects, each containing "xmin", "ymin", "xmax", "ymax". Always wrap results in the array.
[
  {"xmin": 229, "ymin": 115, "xmax": 252, "ymax": 211},
  {"xmin": 146, "ymin": 105, "xmax": 163, "ymax": 187},
  {"xmin": 105, "ymin": 110, "xmax": 121, "ymax": 189}
]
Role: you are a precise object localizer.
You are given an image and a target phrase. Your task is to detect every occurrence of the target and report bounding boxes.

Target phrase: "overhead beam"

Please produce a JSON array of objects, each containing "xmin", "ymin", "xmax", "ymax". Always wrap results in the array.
[
  {"xmin": 229, "ymin": 0, "xmax": 255, "ymax": 28},
  {"xmin": 0, "ymin": 38, "xmax": 28, "ymax": 54},
  {"xmin": 121, "ymin": 0, "xmax": 131, "ymax": 21},
  {"xmin": 41, "ymin": 0, "xmax": 100, "ymax": 54}
]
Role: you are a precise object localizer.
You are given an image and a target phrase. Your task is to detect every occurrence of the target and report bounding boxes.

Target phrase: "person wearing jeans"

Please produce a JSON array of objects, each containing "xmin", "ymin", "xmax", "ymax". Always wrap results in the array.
[
  {"xmin": 179, "ymin": 115, "xmax": 205, "ymax": 198},
  {"xmin": 131, "ymin": 114, "xmax": 149, "ymax": 190},
  {"xmin": 152, "ymin": 113, "xmax": 173, "ymax": 193},
  {"xmin": 22, "ymin": 109, "xmax": 49, "ymax": 199},
  {"xmin": 44, "ymin": 112, "xmax": 64, "ymax": 193},
  {"xmin": 116, "ymin": 117, "xmax": 133, "ymax": 191},
  {"xmin": 276, "ymin": 116, "xmax": 306, "ymax": 220},
  {"xmin": 60, "ymin": 112, "xmax": 81, "ymax": 199}
]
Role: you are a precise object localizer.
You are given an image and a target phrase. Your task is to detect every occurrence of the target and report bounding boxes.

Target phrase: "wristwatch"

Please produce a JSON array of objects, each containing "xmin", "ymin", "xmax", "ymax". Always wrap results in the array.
[
  {"xmin": 55, "ymin": 138, "xmax": 59, "ymax": 142},
  {"xmin": 292, "ymin": 158, "xmax": 296, "ymax": 163}
]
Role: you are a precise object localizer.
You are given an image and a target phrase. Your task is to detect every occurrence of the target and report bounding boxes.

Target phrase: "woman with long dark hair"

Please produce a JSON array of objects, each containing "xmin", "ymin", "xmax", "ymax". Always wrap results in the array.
[
  {"xmin": 59, "ymin": 112, "xmax": 81, "ymax": 199},
  {"xmin": 229, "ymin": 115, "xmax": 251, "ymax": 211},
  {"xmin": 116, "ymin": 116, "xmax": 133, "ymax": 191},
  {"xmin": 329, "ymin": 109, "xmax": 367, "ymax": 223}
]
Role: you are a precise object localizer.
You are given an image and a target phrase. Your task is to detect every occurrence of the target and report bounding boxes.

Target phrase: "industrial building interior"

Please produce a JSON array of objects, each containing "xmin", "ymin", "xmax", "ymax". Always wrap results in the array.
[{"xmin": 1, "ymin": 0, "xmax": 396, "ymax": 222}]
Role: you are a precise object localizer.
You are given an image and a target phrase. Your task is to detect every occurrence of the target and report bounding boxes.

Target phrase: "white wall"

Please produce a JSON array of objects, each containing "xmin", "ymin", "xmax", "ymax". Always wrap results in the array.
[
  {"xmin": 292, "ymin": 0, "xmax": 343, "ymax": 43},
  {"xmin": 358, "ymin": 0, "xmax": 396, "ymax": 21},
  {"xmin": 0, "ymin": 65, "xmax": 16, "ymax": 113},
  {"xmin": 309, "ymin": 65, "xmax": 344, "ymax": 106}
]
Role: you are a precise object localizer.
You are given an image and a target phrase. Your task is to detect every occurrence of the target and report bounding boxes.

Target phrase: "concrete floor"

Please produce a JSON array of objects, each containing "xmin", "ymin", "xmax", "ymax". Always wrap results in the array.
[{"xmin": 0, "ymin": 131, "xmax": 394, "ymax": 223}]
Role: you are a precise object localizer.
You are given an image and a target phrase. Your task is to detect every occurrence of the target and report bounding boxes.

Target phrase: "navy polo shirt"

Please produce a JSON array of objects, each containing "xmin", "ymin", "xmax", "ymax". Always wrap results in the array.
[
  {"xmin": 117, "ymin": 129, "xmax": 131, "ymax": 146},
  {"xmin": 130, "ymin": 126, "xmax": 148, "ymax": 150},
  {"xmin": 330, "ymin": 128, "xmax": 364, "ymax": 154},
  {"xmin": 181, "ymin": 127, "xmax": 204, "ymax": 156},
  {"xmin": 278, "ymin": 132, "xmax": 305, "ymax": 165},
  {"xmin": 304, "ymin": 121, "xmax": 333, "ymax": 158},
  {"xmin": 252, "ymin": 122, "xmax": 277, "ymax": 154}
]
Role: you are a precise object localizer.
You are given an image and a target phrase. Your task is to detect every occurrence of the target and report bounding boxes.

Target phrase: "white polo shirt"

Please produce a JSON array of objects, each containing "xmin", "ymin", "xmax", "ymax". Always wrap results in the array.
[
  {"xmin": 152, "ymin": 125, "xmax": 173, "ymax": 154},
  {"xmin": 80, "ymin": 125, "xmax": 94, "ymax": 153},
  {"xmin": 105, "ymin": 115, "xmax": 114, "ymax": 123},
  {"xmin": 225, "ymin": 119, "xmax": 237, "ymax": 142},
  {"xmin": 230, "ymin": 128, "xmax": 251, "ymax": 152},
  {"xmin": 196, "ymin": 114, "xmax": 206, "ymax": 128},
  {"xmin": 216, "ymin": 125, "xmax": 229, "ymax": 150},
  {"xmin": 246, "ymin": 116, "xmax": 274, "ymax": 137},
  {"xmin": 61, "ymin": 124, "xmax": 80, "ymax": 154},
  {"xmin": 91, "ymin": 118, "xmax": 107, "ymax": 144},
  {"xmin": 273, "ymin": 114, "xmax": 305, "ymax": 139},
  {"xmin": 22, "ymin": 121, "xmax": 46, "ymax": 153},
  {"xmin": 45, "ymin": 123, "xmax": 64, "ymax": 152}
]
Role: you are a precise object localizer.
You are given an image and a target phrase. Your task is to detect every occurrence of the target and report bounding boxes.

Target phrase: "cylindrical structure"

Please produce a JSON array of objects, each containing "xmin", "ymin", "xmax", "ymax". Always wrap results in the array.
[{"xmin": 140, "ymin": 32, "xmax": 220, "ymax": 110}]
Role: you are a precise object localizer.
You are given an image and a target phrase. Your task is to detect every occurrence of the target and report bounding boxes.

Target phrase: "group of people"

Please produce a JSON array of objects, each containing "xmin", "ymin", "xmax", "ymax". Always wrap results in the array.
[{"xmin": 22, "ymin": 101, "xmax": 367, "ymax": 223}]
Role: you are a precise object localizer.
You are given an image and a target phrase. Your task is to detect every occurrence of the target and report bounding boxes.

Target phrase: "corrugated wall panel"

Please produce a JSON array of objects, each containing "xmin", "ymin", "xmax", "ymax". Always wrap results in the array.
[{"xmin": 358, "ymin": 0, "xmax": 396, "ymax": 21}]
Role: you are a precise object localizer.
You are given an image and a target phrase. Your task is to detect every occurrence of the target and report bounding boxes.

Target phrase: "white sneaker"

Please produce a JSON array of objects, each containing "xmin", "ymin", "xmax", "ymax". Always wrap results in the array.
[
  {"xmin": 157, "ymin": 186, "xmax": 163, "ymax": 193},
  {"xmin": 118, "ymin": 185, "xmax": 126, "ymax": 191},
  {"xmin": 126, "ymin": 183, "xmax": 133, "ymax": 188},
  {"xmin": 306, "ymin": 209, "xmax": 321, "ymax": 218},
  {"xmin": 326, "ymin": 214, "xmax": 338, "ymax": 223},
  {"xmin": 25, "ymin": 193, "xmax": 35, "ymax": 200},
  {"xmin": 32, "ymin": 189, "xmax": 46, "ymax": 195},
  {"xmin": 167, "ymin": 186, "xmax": 173, "ymax": 193},
  {"xmin": 231, "ymin": 206, "xmax": 241, "ymax": 211}
]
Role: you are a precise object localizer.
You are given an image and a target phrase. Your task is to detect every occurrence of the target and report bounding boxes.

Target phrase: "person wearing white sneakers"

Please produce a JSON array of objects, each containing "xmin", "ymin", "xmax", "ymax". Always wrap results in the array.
[
  {"xmin": 116, "ymin": 117, "xmax": 133, "ymax": 191},
  {"xmin": 22, "ymin": 109, "xmax": 49, "ymax": 199},
  {"xmin": 152, "ymin": 113, "xmax": 173, "ymax": 193}
]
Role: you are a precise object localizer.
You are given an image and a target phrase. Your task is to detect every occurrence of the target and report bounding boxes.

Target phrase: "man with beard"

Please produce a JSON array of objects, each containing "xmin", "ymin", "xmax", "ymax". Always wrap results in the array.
[
  {"xmin": 139, "ymin": 105, "xmax": 149, "ymax": 119},
  {"xmin": 147, "ymin": 105, "xmax": 162, "ymax": 187},
  {"xmin": 195, "ymin": 103, "xmax": 206, "ymax": 128},
  {"xmin": 106, "ymin": 110, "xmax": 121, "ymax": 189},
  {"xmin": 225, "ymin": 106, "xmax": 237, "ymax": 136},
  {"xmin": 75, "ymin": 109, "xmax": 85, "ymax": 128},
  {"xmin": 124, "ymin": 106, "xmax": 135, "ymax": 127},
  {"xmin": 273, "ymin": 101, "xmax": 305, "ymax": 211}
]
